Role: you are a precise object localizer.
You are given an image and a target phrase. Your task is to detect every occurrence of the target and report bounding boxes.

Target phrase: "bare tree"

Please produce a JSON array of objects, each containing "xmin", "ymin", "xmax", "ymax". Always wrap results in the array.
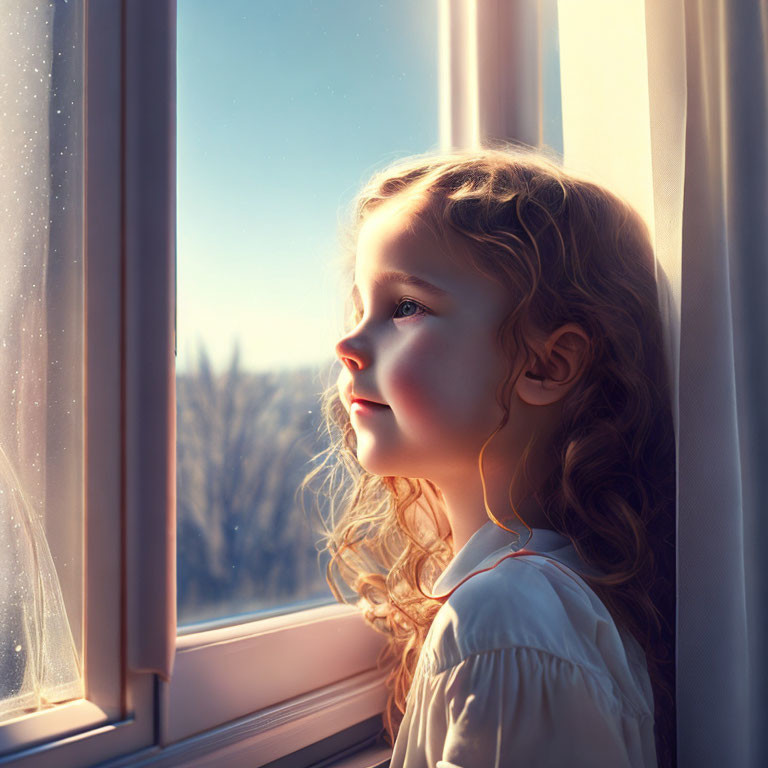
[{"xmin": 176, "ymin": 340, "xmax": 337, "ymax": 626}]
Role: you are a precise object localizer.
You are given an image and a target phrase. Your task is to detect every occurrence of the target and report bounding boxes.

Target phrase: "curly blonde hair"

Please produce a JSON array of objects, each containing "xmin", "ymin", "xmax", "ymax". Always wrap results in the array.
[{"xmin": 298, "ymin": 145, "xmax": 676, "ymax": 767}]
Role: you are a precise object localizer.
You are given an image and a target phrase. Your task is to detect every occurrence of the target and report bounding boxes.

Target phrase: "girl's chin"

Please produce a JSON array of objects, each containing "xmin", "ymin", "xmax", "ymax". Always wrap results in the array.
[{"xmin": 355, "ymin": 449, "xmax": 409, "ymax": 478}]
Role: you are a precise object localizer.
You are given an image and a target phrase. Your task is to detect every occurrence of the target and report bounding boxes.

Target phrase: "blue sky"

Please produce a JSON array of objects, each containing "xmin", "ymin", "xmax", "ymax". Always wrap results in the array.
[{"xmin": 176, "ymin": 0, "xmax": 439, "ymax": 374}]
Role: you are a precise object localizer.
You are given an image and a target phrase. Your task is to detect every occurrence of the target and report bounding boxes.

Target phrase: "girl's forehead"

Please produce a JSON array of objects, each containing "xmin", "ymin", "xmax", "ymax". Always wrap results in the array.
[{"xmin": 354, "ymin": 199, "xmax": 480, "ymax": 290}]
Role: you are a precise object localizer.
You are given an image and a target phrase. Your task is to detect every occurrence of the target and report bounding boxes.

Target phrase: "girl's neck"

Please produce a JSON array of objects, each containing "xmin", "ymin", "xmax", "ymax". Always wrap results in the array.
[{"xmin": 442, "ymin": 491, "xmax": 553, "ymax": 557}]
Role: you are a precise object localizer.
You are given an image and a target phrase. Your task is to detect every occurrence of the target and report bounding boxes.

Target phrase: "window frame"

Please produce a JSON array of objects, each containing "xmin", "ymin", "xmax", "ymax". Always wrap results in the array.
[{"xmin": 0, "ymin": 0, "xmax": 158, "ymax": 763}]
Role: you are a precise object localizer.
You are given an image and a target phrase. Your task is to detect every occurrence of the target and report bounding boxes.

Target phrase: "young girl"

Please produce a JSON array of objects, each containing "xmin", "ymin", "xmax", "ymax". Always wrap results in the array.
[{"xmin": 301, "ymin": 146, "xmax": 676, "ymax": 767}]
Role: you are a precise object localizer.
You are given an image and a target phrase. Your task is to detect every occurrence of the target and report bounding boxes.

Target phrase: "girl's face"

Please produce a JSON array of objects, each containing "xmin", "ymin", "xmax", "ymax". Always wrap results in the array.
[{"xmin": 335, "ymin": 198, "xmax": 522, "ymax": 484}]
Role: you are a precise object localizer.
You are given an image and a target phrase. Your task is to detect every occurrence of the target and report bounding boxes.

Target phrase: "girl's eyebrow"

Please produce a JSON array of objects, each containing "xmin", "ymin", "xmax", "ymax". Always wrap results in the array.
[{"xmin": 352, "ymin": 270, "xmax": 450, "ymax": 302}]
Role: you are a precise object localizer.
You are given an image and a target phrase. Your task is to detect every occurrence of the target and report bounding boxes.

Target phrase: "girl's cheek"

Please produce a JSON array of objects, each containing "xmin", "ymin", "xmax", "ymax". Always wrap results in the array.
[
  {"xmin": 389, "ymin": 329, "xmax": 502, "ymax": 428},
  {"xmin": 386, "ymin": 336, "xmax": 455, "ymax": 420}
]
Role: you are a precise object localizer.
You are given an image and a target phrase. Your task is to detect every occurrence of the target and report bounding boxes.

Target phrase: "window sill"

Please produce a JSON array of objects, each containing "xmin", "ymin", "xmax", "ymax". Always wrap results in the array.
[
  {"xmin": 0, "ymin": 700, "xmax": 110, "ymax": 755},
  {"xmin": 0, "ymin": 672, "xmax": 155, "ymax": 767},
  {"xmin": 328, "ymin": 745, "xmax": 391, "ymax": 768},
  {"xmin": 164, "ymin": 603, "xmax": 389, "ymax": 746},
  {"xmin": 100, "ymin": 667, "xmax": 389, "ymax": 767}
]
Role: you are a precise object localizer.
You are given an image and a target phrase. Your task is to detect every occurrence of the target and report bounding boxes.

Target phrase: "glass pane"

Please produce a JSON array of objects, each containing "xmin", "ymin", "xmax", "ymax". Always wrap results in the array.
[
  {"xmin": 176, "ymin": 0, "xmax": 438, "ymax": 631},
  {"xmin": 0, "ymin": 0, "xmax": 84, "ymax": 721},
  {"xmin": 540, "ymin": 0, "xmax": 563, "ymax": 156}
]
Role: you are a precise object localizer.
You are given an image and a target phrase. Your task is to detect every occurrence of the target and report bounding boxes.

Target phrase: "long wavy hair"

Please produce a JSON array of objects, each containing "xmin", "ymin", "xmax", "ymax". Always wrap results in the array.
[{"xmin": 298, "ymin": 145, "xmax": 676, "ymax": 767}]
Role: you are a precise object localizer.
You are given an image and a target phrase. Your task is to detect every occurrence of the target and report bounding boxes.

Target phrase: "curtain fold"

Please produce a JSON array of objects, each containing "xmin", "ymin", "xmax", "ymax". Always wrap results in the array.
[
  {"xmin": 649, "ymin": 2, "xmax": 768, "ymax": 766},
  {"xmin": 0, "ymin": 0, "xmax": 84, "ymax": 721}
]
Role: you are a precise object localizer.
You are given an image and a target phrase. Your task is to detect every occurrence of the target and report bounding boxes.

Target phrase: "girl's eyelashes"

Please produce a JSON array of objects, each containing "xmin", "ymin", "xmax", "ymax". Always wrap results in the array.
[
  {"xmin": 393, "ymin": 297, "xmax": 428, "ymax": 321},
  {"xmin": 350, "ymin": 296, "xmax": 429, "ymax": 325}
]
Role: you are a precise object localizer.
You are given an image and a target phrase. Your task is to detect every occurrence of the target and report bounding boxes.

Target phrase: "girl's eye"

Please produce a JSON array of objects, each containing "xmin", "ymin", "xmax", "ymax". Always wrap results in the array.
[{"xmin": 393, "ymin": 298, "xmax": 427, "ymax": 321}]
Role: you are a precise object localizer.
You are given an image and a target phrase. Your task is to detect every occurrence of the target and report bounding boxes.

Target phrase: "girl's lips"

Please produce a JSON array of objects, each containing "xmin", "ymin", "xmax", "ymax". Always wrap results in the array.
[
  {"xmin": 350, "ymin": 392, "xmax": 389, "ymax": 407},
  {"xmin": 351, "ymin": 399, "xmax": 390, "ymax": 412}
]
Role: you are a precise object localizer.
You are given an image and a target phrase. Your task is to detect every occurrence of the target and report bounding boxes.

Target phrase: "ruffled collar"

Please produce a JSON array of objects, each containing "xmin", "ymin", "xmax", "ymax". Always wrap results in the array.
[{"xmin": 429, "ymin": 518, "xmax": 602, "ymax": 599}]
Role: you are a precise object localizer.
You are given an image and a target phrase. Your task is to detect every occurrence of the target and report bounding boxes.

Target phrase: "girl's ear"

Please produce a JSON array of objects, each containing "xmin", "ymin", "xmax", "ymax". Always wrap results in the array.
[{"xmin": 515, "ymin": 323, "xmax": 591, "ymax": 407}]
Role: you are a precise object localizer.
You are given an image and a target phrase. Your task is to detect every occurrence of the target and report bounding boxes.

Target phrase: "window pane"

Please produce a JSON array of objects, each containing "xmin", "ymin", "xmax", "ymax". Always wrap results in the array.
[
  {"xmin": 540, "ymin": 0, "xmax": 563, "ymax": 156},
  {"xmin": 0, "ymin": 0, "xmax": 84, "ymax": 721},
  {"xmin": 176, "ymin": 0, "xmax": 438, "ymax": 630}
]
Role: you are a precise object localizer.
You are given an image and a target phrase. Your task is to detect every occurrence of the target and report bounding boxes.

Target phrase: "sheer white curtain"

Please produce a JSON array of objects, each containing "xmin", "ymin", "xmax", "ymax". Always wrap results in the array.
[
  {"xmin": 558, "ymin": 1, "xmax": 768, "ymax": 766},
  {"xmin": 0, "ymin": 0, "xmax": 84, "ymax": 720},
  {"xmin": 645, "ymin": 3, "xmax": 768, "ymax": 766}
]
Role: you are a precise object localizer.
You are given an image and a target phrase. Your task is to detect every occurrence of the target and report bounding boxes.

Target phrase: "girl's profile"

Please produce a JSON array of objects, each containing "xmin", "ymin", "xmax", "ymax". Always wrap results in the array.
[{"xmin": 300, "ymin": 145, "xmax": 676, "ymax": 768}]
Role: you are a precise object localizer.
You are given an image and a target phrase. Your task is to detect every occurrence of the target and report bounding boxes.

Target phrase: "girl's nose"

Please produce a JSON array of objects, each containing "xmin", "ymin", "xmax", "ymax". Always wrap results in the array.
[{"xmin": 335, "ymin": 332, "xmax": 370, "ymax": 371}]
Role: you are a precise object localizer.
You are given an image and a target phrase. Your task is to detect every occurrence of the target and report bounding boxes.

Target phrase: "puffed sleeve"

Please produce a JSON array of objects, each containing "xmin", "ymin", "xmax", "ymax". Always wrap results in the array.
[{"xmin": 434, "ymin": 647, "xmax": 657, "ymax": 768}]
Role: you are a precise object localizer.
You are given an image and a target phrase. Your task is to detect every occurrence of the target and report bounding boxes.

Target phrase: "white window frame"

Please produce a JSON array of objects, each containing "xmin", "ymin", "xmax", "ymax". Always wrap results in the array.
[
  {"xmin": 1, "ymin": 1, "xmax": 550, "ymax": 765},
  {"xmin": 0, "ymin": 0, "xmax": 157, "ymax": 764}
]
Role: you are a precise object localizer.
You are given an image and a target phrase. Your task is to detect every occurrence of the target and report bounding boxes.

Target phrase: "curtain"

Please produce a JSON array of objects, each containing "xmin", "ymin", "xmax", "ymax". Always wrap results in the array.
[
  {"xmin": 557, "ymin": 0, "xmax": 768, "ymax": 765},
  {"xmin": 647, "ymin": 2, "xmax": 768, "ymax": 766},
  {"xmin": 0, "ymin": 0, "xmax": 85, "ymax": 720}
]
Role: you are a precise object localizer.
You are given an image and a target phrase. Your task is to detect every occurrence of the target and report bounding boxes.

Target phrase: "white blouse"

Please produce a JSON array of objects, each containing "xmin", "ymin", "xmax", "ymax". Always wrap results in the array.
[{"xmin": 388, "ymin": 521, "xmax": 658, "ymax": 768}]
